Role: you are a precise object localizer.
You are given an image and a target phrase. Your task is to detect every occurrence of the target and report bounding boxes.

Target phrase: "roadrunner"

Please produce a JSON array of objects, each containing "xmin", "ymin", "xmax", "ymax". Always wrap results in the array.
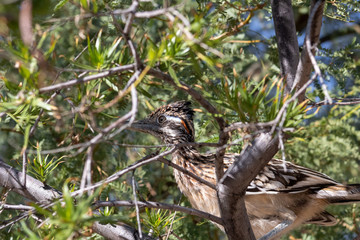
[{"xmin": 130, "ymin": 101, "xmax": 360, "ymax": 239}]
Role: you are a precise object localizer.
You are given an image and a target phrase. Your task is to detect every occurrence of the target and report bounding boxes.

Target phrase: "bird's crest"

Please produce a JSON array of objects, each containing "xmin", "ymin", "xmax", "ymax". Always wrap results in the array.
[
  {"xmin": 148, "ymin": 100, "xmax": 194, "ymax": 123},
  {"xmin": 130, "ymin": 101, "xmax": 196, "ymax": 144}
]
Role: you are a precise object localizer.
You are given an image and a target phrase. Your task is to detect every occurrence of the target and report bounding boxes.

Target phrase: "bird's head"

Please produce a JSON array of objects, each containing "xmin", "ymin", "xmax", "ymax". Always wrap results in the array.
[{"xmin": 129, "ymin": 101, "xmax": 195, "ymax": 144}]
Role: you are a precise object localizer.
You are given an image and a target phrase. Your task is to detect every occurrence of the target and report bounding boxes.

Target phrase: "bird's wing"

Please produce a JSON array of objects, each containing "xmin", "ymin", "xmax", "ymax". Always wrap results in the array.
[{"xmin": 246, "ymin": 159, "xmax": 340, "ymax": 195}]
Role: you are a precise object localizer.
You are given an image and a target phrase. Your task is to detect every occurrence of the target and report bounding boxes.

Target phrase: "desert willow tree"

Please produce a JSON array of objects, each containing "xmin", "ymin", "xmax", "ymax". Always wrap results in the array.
[{"xmin": 0, "ymin": 0, "xmax": 360, "ymax": 239}]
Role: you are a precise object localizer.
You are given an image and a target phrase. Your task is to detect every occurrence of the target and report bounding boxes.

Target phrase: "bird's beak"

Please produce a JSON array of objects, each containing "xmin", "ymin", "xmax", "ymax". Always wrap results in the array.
[
  {"xmin": 128, "ymin": 120, "xmax": 149, "ymax": 132},
  {"xmin": 128, "ymin": 119, "xmax": 160, "ymax": 136}
]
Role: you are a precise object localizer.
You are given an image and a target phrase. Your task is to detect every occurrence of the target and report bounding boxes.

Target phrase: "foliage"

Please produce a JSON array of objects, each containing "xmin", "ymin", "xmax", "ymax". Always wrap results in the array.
[
  {"xmin": 285, "ymin": 117, "xmax": 360, "ymax": 239},
  {"xmin": 143, "ymin": 208, "xmax": 183, "ymax": 237},
  {"xmin": 26, "ymin": 184, "xmax": 99, "ymax": 239},
  {"xmin": 28, "ymin": 141, "xmax": 65, "ymax": 183},
  {"xmin": 0, "ymin": 0, "xmax": 359, "ymax": 239}
]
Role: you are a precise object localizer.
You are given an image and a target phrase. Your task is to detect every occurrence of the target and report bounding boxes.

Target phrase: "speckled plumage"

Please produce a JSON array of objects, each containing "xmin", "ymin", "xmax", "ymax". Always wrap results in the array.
[{"xmin": 130, "ymin": 101, "xmax": 360, "ymax": 239}]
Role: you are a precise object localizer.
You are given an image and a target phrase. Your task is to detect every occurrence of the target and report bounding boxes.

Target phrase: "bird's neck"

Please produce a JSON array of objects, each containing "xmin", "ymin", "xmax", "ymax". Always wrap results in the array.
[
  {"xmin": 165, "ymin": 133, "xmax": 198, "ymax": 157},
  {"xmin": 173, "ymin": 143, "xmax": 212, "ymax": 166},
  {"xmin": 176, "ymin": 144, "xmax": 199, "ymax": 156}
]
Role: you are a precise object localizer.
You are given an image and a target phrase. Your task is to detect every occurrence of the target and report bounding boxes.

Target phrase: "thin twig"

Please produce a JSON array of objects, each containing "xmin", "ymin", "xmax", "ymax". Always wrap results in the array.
[
  {"xmin": 0, "ymin": 188, "xmax": 12, "ymax": 215},
  {"xmin": 92, "ymin": 200, "xmax": 223, "ymax": 225},
  {"xmin": 54, "ymin": 67, "xmax": 110, "ymax": 73},
  {"xmin": 258, "ymin": 220, "xmax": 293, "ymax": 240},
  {"xmin": 71, "ymin": 148, "xmax": 176, "ymax": 197},
  {"xmin": 123, "ymin": 1, "xmax": 138, "ymax": 34},
  {"xmin": 94, "ymin": 70, "xmax": 140, "ymax": 114},
  {"xmin": 158, "ymin": 158, "xmax": 216, "ymax": 190},
  {"xmin": 292, "ymin": 0, "xmax": 326, "ymax": 101},
  {"xmin": 278, "ymin": 107, "xmax": 288, "ymax": 171},
  {"xmin": 305, "ymin": 0, "xmax": 332, "ymax": 104},
  {"xmin": 80, "ymin": 146, "xmax": 94, "ymax": 196},
  {"xmin": 309, "ymin": 98, "xmax": 360, "ymax": 106},
  {"xmin": 166, "ymin": 11, "xmax": 224, "ymax": 58},
  {"xmin": 108, "ymin": 85, "xmax": 138, "ymax": 139},
  {"xmin": 169, "ymin": 231, "xmax": 183, "ymax": 240},
  {"xmin": 122, "ymin": 0, "xmax": 142, "ymax": 70},
  {"xmin": 33, "ymin": 141, "xmax": 223, "ymax": 155},
  {"xmin": 224, "ymin": 120, "xmax": 276, "ymax": 133},
  {"xmin": 270, "ymin": 75, "xmax": 315, "ymax": 134},
  {"xmin": 210, "ymin": 7, "xmax": 255, "ymax": 41},
  {"xmin": 1, "ymin": 204, "xmax": 34, "ymax": 211},
  {"xmin": 131, "ymin": 172, "xmax": 142, "ymax": 239},
  {"xmin": 269, "ymin": 2, "xmax": 328, "ymax": 136},
  {"xmin": 165, "ymin": 197, "xmax": 182, "ymax": 240},
  {"xmin": 112, "ymin": 142, "xmax": 222, "ymax": 149},
  {"xmin": 38, "ymin": 64, "xmax": 135, "ymax": 93},
  {"xmin": 29, "ymin": 91, "xmax": 58, "ymax": 136},
  {"xmin": 21, "ymin": 152, "xmax": 27, "ymax": 187},
  {"xmin": 45, "ymin": 5, "xmax": 180, "ymax": 24},
  {"xmin": 0, "ymin": 214, "xmax": 28, "ymax": 230}
]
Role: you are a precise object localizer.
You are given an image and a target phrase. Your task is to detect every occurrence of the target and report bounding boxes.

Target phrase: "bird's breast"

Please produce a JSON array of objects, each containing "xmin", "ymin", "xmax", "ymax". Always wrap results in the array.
[{"xmin": 172, "ymin": 154, "xmax": 220, "ymax": 217}]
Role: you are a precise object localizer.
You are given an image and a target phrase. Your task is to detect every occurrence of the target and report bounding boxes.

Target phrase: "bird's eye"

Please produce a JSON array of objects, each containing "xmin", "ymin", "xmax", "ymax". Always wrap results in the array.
[{"xmin": 157, "ymin": 115, "xmax": 166, "ymax": 124}]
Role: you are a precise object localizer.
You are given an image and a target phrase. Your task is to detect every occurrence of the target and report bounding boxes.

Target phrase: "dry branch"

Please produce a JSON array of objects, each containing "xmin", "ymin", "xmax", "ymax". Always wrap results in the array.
[
  {"xmin": 38, "ymin": 64, "xmax": 135, "ymax": 93},
  {"xmin": 93, "ymin": 200, "xmax": 223, "ymax": 225},
  {"xmin": 292, "ymin": 0, "xmax": 326, "ymax": 101}
]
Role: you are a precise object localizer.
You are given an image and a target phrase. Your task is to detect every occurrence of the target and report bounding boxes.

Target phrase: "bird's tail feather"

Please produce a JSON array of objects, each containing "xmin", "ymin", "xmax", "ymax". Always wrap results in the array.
[
  {"xmin": 306, "ymin": 211, "xmax": 337, "ymax": 226},
  {"xmin": 318, "ymin": 184, "xmax": 360, "ymax": 205}
]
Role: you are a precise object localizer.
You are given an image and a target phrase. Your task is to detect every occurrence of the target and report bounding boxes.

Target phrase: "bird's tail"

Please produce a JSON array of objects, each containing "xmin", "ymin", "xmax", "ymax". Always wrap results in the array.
[{"xmin": 317, "ymin": 184, "xmax": 360, "ymax": 205}]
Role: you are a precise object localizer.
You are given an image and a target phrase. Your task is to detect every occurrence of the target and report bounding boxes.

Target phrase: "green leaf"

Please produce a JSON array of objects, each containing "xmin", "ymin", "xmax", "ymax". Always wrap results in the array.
[
  {"xmin": 95, "ymin": 30, "xmax": 103, "ymax": 52},
  {"xmin": 107, "ymin": 37, "xmax": 122, "ymax": 58},
  {"xmin": 22, "ymin": 125, "xmax": 31, "ymax": 151},
  {"xmin": 54, "ymin": 0, "xmax": 69, "ymax": 11}
]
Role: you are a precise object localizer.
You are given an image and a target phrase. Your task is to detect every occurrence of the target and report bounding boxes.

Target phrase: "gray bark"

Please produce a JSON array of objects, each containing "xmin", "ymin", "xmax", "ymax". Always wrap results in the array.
[
  {"xmin": 292, "ymin": 0, "xmax": 326, "ymax": 101},
  {"xmin": 271, "ymin": 0, "xmax": 300, "ymax": 93},
  {"xmin": 0, "ymin": 159, "xmax": 61, "ymax": 202},
  {"xmin": 218, "ymin": 133, "xmax": 279, "ymax": 240}
]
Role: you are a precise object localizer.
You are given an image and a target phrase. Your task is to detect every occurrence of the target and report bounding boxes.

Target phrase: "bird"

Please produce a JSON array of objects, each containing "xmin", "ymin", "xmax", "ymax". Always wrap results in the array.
[{"xmin": 129, "ymin": 100, "xmax": 360, "ymax": 239}]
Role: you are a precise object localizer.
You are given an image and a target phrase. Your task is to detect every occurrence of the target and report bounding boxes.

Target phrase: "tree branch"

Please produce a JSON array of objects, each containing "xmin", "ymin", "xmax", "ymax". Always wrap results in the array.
[
  {"xmin": 292, "ymin": 0, "xmax": 326, "ymax": 101},
  {"xmin": 271, "ymin": 0, "xmax": 299, "ymax": 93},
  {"xmin": 92, "ymin": 222, "xmax": 142, "ymax": 240},
  {"xmin": 1, "ymin": 204, "xmax": 34, "ymax": 211},
  {"xmin": 215, "ymin": 2, "xmax": 326, "ymax": 239},
  {"xmin": 217, "ymin": 133, "xmax": 279, "ymax": 240},
  {"xmin": 19, "ymin": 0, "xmax": 33, "ymax": 47},
  {"xmin": 0, "ymin": 159, "xmax": 61, "ymax": 203},
  {"xmin": 304, "ymin": 0, "xmax": 332, "ymax": 104},
  {"xmin": 38, "ymin": 64, "xmax": 135, "ymax": 93}
]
